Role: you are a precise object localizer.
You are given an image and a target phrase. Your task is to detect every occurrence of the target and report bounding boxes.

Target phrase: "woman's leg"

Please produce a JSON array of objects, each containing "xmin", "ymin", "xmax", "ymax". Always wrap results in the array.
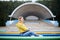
[
  {"xmin": 23, "ymin": 31, "xmax": 39, "ymax": 36},
  {"xmin": 22, "ymin": 31, "xmax": 32, "ymax": 36}
]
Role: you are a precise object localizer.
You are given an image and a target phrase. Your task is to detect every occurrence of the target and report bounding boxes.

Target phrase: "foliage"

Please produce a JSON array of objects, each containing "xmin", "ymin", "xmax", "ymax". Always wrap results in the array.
[{"xmin": 0, "ymin": 1, "xmax": 24, "ymax": 26}]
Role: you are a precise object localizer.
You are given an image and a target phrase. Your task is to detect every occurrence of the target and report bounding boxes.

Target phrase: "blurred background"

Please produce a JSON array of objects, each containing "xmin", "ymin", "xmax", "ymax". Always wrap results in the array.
[{"xmin": 0, "ymin": 0, "xmax": 60, "ymax": 27}]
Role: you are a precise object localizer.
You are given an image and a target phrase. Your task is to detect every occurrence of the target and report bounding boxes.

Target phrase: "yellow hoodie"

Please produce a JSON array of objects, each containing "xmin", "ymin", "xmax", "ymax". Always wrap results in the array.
[{"xmin": 16, "ymin": 22, "xmax": 28, "ymax": 34}]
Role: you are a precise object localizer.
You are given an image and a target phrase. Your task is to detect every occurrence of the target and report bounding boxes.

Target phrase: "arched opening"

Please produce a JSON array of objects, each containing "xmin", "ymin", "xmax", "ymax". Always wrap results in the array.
[
  {"xmin": 21, "ymin": 11, "xmax": 42, "ymax": 20},
  {"xmin": 26, "ymin": 16, "xmax": 39, "ymax": 20}
]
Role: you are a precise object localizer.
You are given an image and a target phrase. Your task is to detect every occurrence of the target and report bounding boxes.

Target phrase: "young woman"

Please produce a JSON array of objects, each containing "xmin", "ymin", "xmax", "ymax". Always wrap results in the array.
[{"xmin": 16, "ymin": 16, "xmax": 39, "ymax": 36}]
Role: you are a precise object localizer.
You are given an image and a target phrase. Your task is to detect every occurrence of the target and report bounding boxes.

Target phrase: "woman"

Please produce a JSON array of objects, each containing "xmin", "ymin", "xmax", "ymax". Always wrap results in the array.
[{"xmin": 16, "ymin": 16, "xmax": 39, "ymax": 36}]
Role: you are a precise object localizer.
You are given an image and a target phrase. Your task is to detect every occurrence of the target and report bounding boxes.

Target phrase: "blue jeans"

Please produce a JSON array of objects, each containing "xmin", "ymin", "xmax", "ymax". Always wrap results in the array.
[{"xmin": 20, "ymin": 31, "xmax": 38, "ymax": 36}]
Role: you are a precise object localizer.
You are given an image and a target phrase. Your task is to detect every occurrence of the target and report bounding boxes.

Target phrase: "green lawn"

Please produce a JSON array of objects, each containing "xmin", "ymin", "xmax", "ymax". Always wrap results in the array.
[{"xmin": 0, "ymin": 36, "xmax": 60, "ymax": 40}]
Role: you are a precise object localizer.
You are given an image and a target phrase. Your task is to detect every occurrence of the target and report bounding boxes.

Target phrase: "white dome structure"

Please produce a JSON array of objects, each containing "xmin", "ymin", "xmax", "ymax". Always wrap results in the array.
[{"xmin": 9, "ymin": 2, "xmax": 56, "ymax": 19}]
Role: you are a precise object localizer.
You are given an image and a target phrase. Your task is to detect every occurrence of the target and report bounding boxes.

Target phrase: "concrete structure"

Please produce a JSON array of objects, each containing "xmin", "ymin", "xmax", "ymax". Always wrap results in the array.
[{"xmin": 9, "ymin": 2, "xmax": 55, "ymax": 19}]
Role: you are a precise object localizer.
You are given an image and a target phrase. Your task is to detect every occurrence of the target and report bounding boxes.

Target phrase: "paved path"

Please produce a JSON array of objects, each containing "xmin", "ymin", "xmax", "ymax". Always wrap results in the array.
[{"xmin": 25, "ymin": 20, "xmax": 60, "ymax": 32}]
